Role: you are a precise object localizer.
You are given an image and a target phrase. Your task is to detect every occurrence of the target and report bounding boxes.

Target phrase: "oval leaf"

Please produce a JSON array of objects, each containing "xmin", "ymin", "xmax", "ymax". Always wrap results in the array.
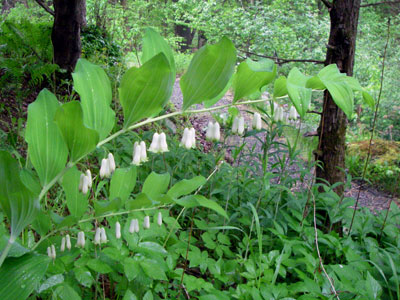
[
  {"xmin": 119, "ymin": 53, "xmax": 174, "ymax": 127},
  {"xmin": 61, "ymin": 166, "xmax": 88, "ymax": 218},
  {"xmin": 286, "ymin": 68, "xmax": 312, "ymax": 118},
  {"xmin": 25, "ymin": 89, "xmax": 68, "ymax": 186},
  {"xmin": 72, "ymin": 58, "xmax": 115, "ymax": 140},
  {"xmin": 109, "ymin": 166, "xmax": 137, "ymax": 205},
  {"xmin": 54, "ymin": 101, "xmax": 99, "ymax": 162},
  {"xmin": 181, "ymin": 37, "xmax": 236, "ymax": 110}
]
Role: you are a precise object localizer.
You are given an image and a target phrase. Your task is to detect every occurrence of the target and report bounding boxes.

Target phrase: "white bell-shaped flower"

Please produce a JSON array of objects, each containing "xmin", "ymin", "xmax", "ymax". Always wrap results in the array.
[
  {"xmin": 149, "ymin": 133, "xmax": 160, "ymax": 153},
  {"xmin": 60, "ymin": 237, "xmax": 66, "ymax": 252},
  {"xmin": 77, "ymin": 231, "xmax": 85, "ymax": 248},
  {"xmin": 115, "ymin": 222, "xmax": 121, "ymax": 239},
  {"xmin": 212, "ymin": 122, "xmax": 221, "ymax": 141},
  {"xmin": 100, "ymin": 158, "xmax": 110, "ymax": 179},
  {"xmin": 143, "ymin": 216, "xmax": 150, "ymax": 229},
  {"xmin": 157, "ymin": 212, "xmax": 162, "ymax": 226},
  {"xmin": 100, "ymin": 227, "xmax": 107, "ymax": 244},
  {"xmin": 237, "ymin": 117, "xmax": 245, "ymax": 135},
  {"xmin": 129, "ymin": 219, "xmax": 135, "ymax": 234},
  {"xmin": 66, "ymin": 234, "xmax": 71, "ymax": 250},
  {"xmin": 51, "ymin": 245, "xmax": 56, "ymax": 259},
  {"xmin": 140, "ymin": 141, "xmax": 148, "ymax": 162},
  {"xmin": 94, "ymin": 227, "xmax": 101, "ymax": 245},
  {"xmin": 289, "ymin": 106, "xmax": 299, "ymax": 120},
  {"xmin": 190, "ymin": 128, "xmax": 196, "ymax": 147},
  {"xmin": 47, "ymin": 246, "xmax": 52, "ymax": 258},
  {"xmin": 158, "ymin": 132, "xmax": 169, "ymax": 152},
  {"xmin": 108, "ymin": 153, "xmax": 116, "ymax": 174},
  {"xmin": 206, "ymin": 121, "xmax": 214, "ymax": 140},
  {"xmin": 274, "ymin": 106, "xmax": 284, "ymax": 122},
  {"xmin": 86, "ymin": 170, "xmax": 92, "ymax": 188},
  {"xmin": 132, "ymin": 143, "xmax": 142, "ymax": 166},
  {"xmin": 232, "ymin": 117, "xmax": 239, "ymax": 133},
  {"xmin": 252, "ymin": 112, "xmax": 262, "ymax": 130},
  {"xmin": 181, "ymin": 128, "xmax": 196, "ymax": 149},
  {"xmin": 134, "ymin": 219, "xmax": 139, "ymax": 233},
  {"xmin": 79, "ymin": 173, "xmax": 85, "ymax": 192}
]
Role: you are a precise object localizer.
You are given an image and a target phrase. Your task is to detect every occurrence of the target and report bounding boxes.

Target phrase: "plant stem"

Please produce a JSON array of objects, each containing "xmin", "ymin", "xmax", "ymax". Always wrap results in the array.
[{"xmin": 0, "ymin": 238, "xmax": 13, "ymax": 267}]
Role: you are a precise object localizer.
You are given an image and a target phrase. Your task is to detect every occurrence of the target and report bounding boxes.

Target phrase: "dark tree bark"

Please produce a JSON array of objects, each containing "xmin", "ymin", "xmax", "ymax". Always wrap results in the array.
[
  {"xmin": 316, "ymin": 0, "xmax": 361, "ymax": 195},
  {"xmin": 172, "ymin": 0, "xmax": 195, "ymax": 52},
  {"xmin": 52, "ymin": 0, "xmax": 85, "ymax": 73}
]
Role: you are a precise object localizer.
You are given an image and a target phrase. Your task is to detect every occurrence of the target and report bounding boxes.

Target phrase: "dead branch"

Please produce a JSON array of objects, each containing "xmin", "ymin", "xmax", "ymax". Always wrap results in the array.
[
  {"xmin": 240, "ymin": 50, "xmax": 325, "ymax": 65},
  {"xmin": 320, "ymin": 0, "xmax": 332, "ymax": 9},
  {"xmin": 361, "ymin": 1, "xmax": 400, "ymax": 7},
  {"xmin": 34, "ymin": 0, "xmax": 55, "ymax": 16}
]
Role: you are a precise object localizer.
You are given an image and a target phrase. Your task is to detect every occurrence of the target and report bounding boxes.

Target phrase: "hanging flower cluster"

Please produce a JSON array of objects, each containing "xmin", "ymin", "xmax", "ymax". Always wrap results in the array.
[
  {"xmin": 100, "ymin": 153, "xmax": 116, "ymax": 178},
  {"xmin": 79, "ymin": 170, "xmax": 92, "ymax": 195},
  {"xmin": 60, "ymin": 234, "xmax": 71, "ymax": 252},
  {"xmin": 206, "ymin": 121, "xmax": 221, "ymax": 141},
  {"xmin": 132, "ymin": 141, "xmax": 148, "ymax": 166},
  {"xmin": 274, "ymin": 105, "xmax": 284, "ymax": 122},
  {"xmin": 94, "ymin": 227, "xmax": 108, "ymax": 245},
  {"xmin": 76, "ymin": 231, "xmax": 85, "ymax": 248},
  {"xmin": 180, "ymin": 127, "xmax": 196, "ymax": 149},
  {"xmin": 289, "ymin": 106, "xmax": 299, "ymax": 120},
  {"xmin": 252, "ymin": 112, "xmax": 262, "ymax": 130},
  {"xmin": 232, "ymin": 116, "xmax": 245, "ymax": 135},
  {"xmin": 149, "ymin": 132, "xmax": 169, "ymax": 153},
  {"xmin": 129, "ymin": 219, "xmax": 140, "ymax": 233}
]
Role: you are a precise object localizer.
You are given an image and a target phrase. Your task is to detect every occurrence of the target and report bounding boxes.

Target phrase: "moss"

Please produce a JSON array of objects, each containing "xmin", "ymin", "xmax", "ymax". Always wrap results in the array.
[{"xmin": 347, "ymin": 139, "xmax": 400, "ymax": 165}]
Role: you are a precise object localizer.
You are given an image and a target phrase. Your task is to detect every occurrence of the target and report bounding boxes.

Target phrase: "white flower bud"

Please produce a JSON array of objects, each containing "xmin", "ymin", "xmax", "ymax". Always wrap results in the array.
[
  {"xmin": 238, "ymin": 117, "xmax": 245, "ymax": 135},
  {"xmin": 213, "ymin": 122, "xmax": 221, "ymax": 141},
  {"xmin": 100, "ymin": 158, "xmax": 109, "ymax": 179},
  {"xmin": 181, "ymin": 128, "xmax": 190, "ymax": 149},
  {"xmin": 159, "ymin": 132, "xmax": 169, "ymax": 152},
  {"xmin": 115, "ymin": 222, "xmax": 121, "ymax": 239},
  {"xmin": 100, "ymin": 227, "xmax": 107, "ymax": 244},
  {"xmin": 129, "ymin": 219, "xmax": 135, "ymax": 233},
  {"xmin": 79, "ymin": 173, "xmax": 85, "ymax": 192},
  {"xmin": 77, "ymin": 231, "xmax": 85, "ymax": 248},
  {"xmin": 86, "ymin": 170, "xmax": 92, "ymax": 188},
  {"xmin": 47, "ymin": 246, "xmax": 52, "ymax": 258},
  {"xmin": 51, "ymin": 244, "xmax": 56, "ymax": 259},
  {"xmin": 60, "ymin": 237, "xmax": 66, "ymax": 252},
  {"xmin": 81, "ymin": 175, "xmax": 89, "ymax": 194},
  {"xmin": 66, "ymin": 234, "xmax": 71, "ymax": 250},
  {"xmin": 206, "ymin": 122, "xmax": 213, "ymax": 140},
  {"xmin": 143, "ymin": 216, "xmax": 150, "ymax": 229},
  {"xmin": 279, "ymin": 107, "xmax": 284, "ymax": 122},
  {"xmin": 149, "ymin": 133, "xmax": 160, "ymax": 153},
  {"xmin": 252, "ymin": 112, "xmax": 262, "ymax": 130},
  {"xmin": 289, "ymin": 106, "xmax": 299, "ymax": 120},
  {"xmin": 157, "ymin": 212, "xmax": 162, "ymax": 226},
  {"xmin": 232, "ymin": 117, "xmax": 239, "ymax": 133},
  {"xmin": 94, "ymin": 227, "xmax": 101, "ymax": 245},
  {"xmin": 108, "ymin": 153, "xmax": 116, "ymax": 174},
  {"xmin": 134, "ymin": 219, "xmax": 140, "ymax": 233},
  {"xmin": 140, "ymin": 141, "xmax": 147, "ymax": 162},
  {"xmin": 132, "ymin": 144, "xmax": 141, "ymax": 166}
]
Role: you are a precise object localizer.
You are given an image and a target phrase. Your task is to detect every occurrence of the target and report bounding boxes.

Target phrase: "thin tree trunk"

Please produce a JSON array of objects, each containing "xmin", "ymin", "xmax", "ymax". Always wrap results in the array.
[
  {"xmin": 316, "ymin": 0, "xmax": 361, "ymax": 195},
  {"xmin": 52, "ymin": 0, "xmax": 85, "ymax": 73}
]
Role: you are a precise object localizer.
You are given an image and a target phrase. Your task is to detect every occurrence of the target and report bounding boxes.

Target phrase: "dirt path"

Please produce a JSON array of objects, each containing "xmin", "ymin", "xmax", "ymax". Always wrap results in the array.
[{"xmin": 171, "ymin": 78, "xmax": 397, "ymax": 212}]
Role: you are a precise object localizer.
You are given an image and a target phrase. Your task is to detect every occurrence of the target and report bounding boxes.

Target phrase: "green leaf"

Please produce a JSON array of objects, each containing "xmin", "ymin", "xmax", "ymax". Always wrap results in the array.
[
  {"xmin": 31, "ymin": 210, "xmax": 52, "ymax": 236},
  {"xmin": 61, "ymin": 166, "xmax": 88, "ymax": 218},
  {"xmin": 167, "ymin": 176, "xmax": 206, "ymax": 199},
  {"xmin": 94, "ymin": 198, "xmax": 122, "ymax": 216},
  {"xmin": 53, "ymin": 283, "xmax": 82, "ymax": 300},
  {"xmin": 109, "ymin": 166, "xmax": 137, "ymax": 205},
  {"xmin": 123, "ymin": 289, "xmax": 138, "ymax": 300},
  {"xmin": 365, "ymin": 272, "xmax": 382, "ymax": 299},
  {"xmin": 203, "ymin": 76, "xmax": 233, "ymax": 108},
  {"xmin": 286, "ymin": 68, "xmax": 312, "ymax": 118},
  {"xmin": 0, "ymin": 151, "xmax": 39, "ymax": 240},
  {"xmin": 87, "ymin": 259, "xmax": 113, "ymax": 274},
  {"xmin": 125, "ymin": 193, "xmax": 152, "ymax": 210},
  {"xmin": 233, "ymin": 58, "xmax": 276, "ymax": 102},
  {"xmin": 20, "ymin": 169, "xmax": 41, "ymax": 195},
  {"xmin": 142, "ymin": 172, "xmax": 170, "ymax": 200},
  {"xmin": 273, "ymin": 76, "xmax": 288, "ymax": 98},
  {"xmin": 0, "ymin": 235, "xmax": 30, "ymax": 258},
  {"xmin": 119, "ymin": 53, "xmax": 174, "ymax": 127},
  {"xmin": 315, "ymin": 64, "xmax": 354, "ymax": 119},
  {"xmin": 72, "ymin": 58, "xmax": 115, "ymax": 140},
  {"xmin": 174, "ymin": 195, "xmax": 228, "ymax": 219},
  {"xmin": 37, "ymin": 274, "xmax": 64, "ymax": 293},
  {"xmin": 141, "ymin": 27, "xmax": 176, "ymax": 79},
  {"xmin": 124, "ymin": 257, "xmax": 141, "ymax": 281},
  {"xmin": 181, "ymin": 37, "xmax": 236, "ymax": 110},
  {"xmin": 140, "ymin": 259, "xmax": 167, "ymax": 280},
  {"xmin": 74, "ymin": 267, "xmax": 93, "ymax": 288},
  {"xmin": 25, "ymin": 89, "xmax": 68, "ymax": 186},
  {"xmin": 54, "ymin": 101, "xmax": 99, "ymax": 162},
  {"xmin": 362, "ymin": 91, "xmax": 375, "ymax": 109},
  {"xmin": 0, "ymin": 253, "xmax": 50, "ymax": 299}
]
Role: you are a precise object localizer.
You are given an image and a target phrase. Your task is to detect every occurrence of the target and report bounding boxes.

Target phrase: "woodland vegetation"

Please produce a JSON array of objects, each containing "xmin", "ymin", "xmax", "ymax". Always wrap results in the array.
[{"xmin": 0, "ymin": 0, "xmax": 399, "ymax": 299}]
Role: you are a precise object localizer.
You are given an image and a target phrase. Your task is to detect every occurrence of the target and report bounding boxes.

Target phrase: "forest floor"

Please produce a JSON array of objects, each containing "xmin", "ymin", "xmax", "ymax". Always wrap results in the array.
[{"xmin": 170, "ymin": 78, "xmax": 398, "ymax": 212}]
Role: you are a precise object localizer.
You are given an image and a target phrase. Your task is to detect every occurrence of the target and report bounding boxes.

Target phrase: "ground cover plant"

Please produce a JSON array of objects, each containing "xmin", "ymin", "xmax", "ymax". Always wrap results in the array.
[{"xmin": 1, "ymin": 25, "xmax": 399, "ymax": 300}]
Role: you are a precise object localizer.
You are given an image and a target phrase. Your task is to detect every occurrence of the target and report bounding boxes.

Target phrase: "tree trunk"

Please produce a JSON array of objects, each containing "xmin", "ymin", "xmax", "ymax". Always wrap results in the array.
[
  {"xmin": 316, "ymin": 0, "xmax": 361, "ymax": 195},
  {"xmin": 52, "ymin": 0, "xmax": 85, "ymax": 73}
]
